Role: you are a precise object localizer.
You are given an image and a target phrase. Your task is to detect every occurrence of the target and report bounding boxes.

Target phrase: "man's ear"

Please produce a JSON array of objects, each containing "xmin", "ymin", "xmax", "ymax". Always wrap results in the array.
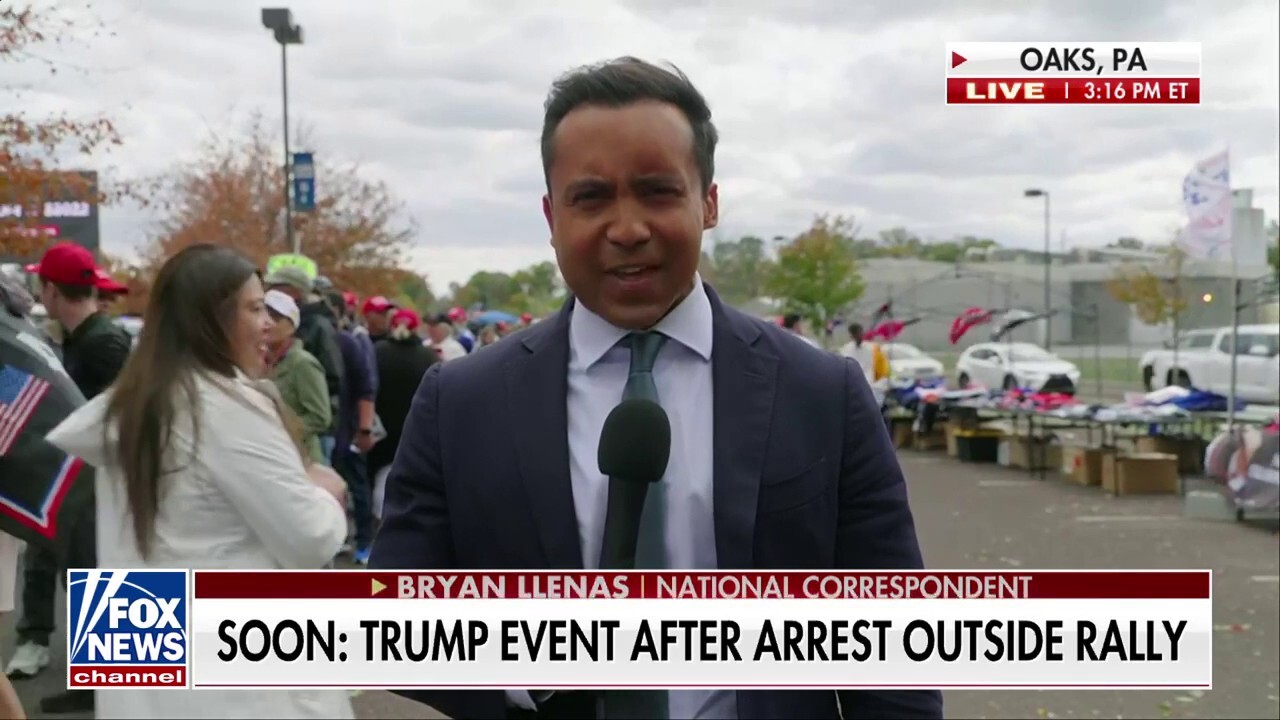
[
  {"xmin": 543, "ymin": 193, "xmax": 554, "ymax": 235},
  {"xmin": 702, "ymin": 183, "xmax": 719, "ymax": 230}
]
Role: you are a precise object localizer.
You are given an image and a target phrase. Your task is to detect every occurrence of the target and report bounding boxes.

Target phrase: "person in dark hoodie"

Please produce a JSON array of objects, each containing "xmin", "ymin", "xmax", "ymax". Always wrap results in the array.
[
  {"xmin": 328, "ymin": 289, "xmax": 378, "ymax": 393},
  {"xmin": 369, "ymin": 308, "xmax": 438, "ymax": 521},
  {"xmin": 263, "ymin": 267, "xmax": 344, "ymax": 438},
  {"xmin": 328, "ymin": 291, "xmax": 378, "ymax": 563}
]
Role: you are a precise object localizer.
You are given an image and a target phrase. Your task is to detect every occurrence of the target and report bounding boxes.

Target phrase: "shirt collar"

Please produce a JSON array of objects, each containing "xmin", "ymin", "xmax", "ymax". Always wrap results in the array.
[{"xmin": 570, "ymin": 275, "xmax": 713, "ymax": 369}]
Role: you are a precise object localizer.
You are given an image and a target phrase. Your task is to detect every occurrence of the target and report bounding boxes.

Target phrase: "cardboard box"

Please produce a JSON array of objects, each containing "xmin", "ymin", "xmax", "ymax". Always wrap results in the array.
[
  {"xmin": 1046, "ymin": 444, "xmax": 1063, "ymax": 472},
  {"xmin": 1061, "ymin": 445, "xmax": 1084, "ymax": 476},
  {"xmin": 914, "ymin": 425, "xmax": 948, "ymax": 451},
  {"xmin": 947, "ymin": 405, "xmax": 981, "ymax": 430},
  {"xmin": 1007, "ymin": 436, "xmax": 1061, "ymax": 471},
  {"xmin": 1061, "ymin": 446, "xmax": 1111, "ymax": 486},
  {"xmin": 1105, "ymin": 453, "xmax": 1179, "ymax": 496},
  {"xmin": 1136, "ymin": 436, "xmax": 1205, "ymax": 475},
  {"xmin": 1100, "ymin": 451, "xmax": 1119, "ymax": 491},
  {"xmin": 890, "ymin": 420, "xmax": 914, "ymax": 449},
  {"xmin": 1135, "ymin": 436, "xmax": 1180, "ymax": 455}
]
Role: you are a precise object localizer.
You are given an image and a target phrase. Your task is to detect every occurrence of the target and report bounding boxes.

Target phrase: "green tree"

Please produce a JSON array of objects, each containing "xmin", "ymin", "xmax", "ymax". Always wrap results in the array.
[
  {"xmin": 708, "ymin": 235, "xmax": 772, "ymax": 304},
  {"xmin": 1267, "ymin": 219, "xmax": 1278, "ymax": 273},
  {"xmin": 448, "ymin": 271, "xmax": 522, "ymax": 310},
  {"xmin": 385, "ymin": 269, "xmax": 434, "ymax": 313},
  {"xmin": 921, "ymin": 241, "xmax": 962, "ymax": 263},
  {"xmin": 765, "ymin": 214, "xmax": 865, "ymax": 327},
  {"xmin": 509, "ymin": 260, "xmax": 566, "ymax": 315},
  {"xmin": 1106, "ymin": 245, "xmax": 1188, "ymax": 326},
  {"xmin": 849, "ymin": 238, "xmax": 883, "ymax": 258},
  {"xmin": 877, "ymin": 226, "xmax": 921, "ymax": 258},
  {"xmin": 1108, "ymin": 237, "xmax": 1145, "ymax": 250},
  {"xmin": 697, "ymin": 249, "xmax": 717, "ymax": 285}
]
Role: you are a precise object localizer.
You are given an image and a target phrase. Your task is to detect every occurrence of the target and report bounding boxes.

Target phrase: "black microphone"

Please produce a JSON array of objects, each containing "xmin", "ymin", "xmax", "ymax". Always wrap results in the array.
[{"xmin": 597, "ymin": 398, "xmax": 671, "ymax": 570}]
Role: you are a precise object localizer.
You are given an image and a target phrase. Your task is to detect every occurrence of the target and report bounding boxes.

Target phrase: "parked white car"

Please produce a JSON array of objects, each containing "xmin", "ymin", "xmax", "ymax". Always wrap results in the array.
[
  {"xmin": 1139, "ymin": 324, "xmax": 1280, "ymax": 404},
  {"xmin": 880, "ymin": 343, "xmax": 945, "ymax": 384},
  {"xmin": 956, "ymin": 341, "xmax": 1082, "ymax": 394}
]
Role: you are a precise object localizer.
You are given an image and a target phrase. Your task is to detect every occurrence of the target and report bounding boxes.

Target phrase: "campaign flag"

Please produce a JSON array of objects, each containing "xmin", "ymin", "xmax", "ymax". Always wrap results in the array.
[
  {"xmin": 869, "ymin": 301, "xmax": 893, "ymax": 326},
  {"xmin": 0, "ymin": 309, "xmax": 90, "ymax": 551},
  {"xmin": 866, "ymin": 318, "xmax": 921, "ymax": 342},
  {"xmin": 991, "ymin": 310, "xmax": 1057, "ymax": 342},
  {"xmin": 1179, "ymin": 150, "xmax": 1232, "ymax": 261},
  {"xmin": 949, "ymin": 307, "xmax": 996, "ymax": 344}
]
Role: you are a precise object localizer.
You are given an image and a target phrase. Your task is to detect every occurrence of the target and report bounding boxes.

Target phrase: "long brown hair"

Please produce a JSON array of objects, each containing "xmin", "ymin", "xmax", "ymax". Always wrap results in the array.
[{"xmin": 104, "ymin": 244, "xmax": 263, "ymax": 557}]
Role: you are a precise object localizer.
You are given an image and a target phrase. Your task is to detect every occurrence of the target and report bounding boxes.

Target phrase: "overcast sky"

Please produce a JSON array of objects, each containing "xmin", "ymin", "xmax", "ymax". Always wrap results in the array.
[{"xmin": 11, "ymin": 0, "xmax": 1279, "ymax": 289}]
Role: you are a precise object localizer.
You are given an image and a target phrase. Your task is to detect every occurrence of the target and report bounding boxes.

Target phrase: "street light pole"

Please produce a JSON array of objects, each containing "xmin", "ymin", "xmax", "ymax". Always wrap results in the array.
[
  {"xmin": 1025, "ymin": 188, "xmax": 1052, "ymax": 350},
  {"xmin": 261, "ymin": 8, "xmax": 303, "ymax": 253},
  {"xmin": 280, "ymin": 41, "xmax": 293, "ymax": 253}
]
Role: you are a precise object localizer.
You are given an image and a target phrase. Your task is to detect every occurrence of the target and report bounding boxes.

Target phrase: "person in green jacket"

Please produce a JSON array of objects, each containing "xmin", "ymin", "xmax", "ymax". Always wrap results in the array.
[{"xmin": 264, "ymin": 289, "xmax": 331, "ymax": 465}]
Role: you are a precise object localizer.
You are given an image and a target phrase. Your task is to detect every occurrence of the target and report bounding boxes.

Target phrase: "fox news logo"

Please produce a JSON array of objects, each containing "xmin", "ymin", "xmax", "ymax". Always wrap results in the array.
[{"xmin": 67, "ymin": 570, "xmax": 188, "ymax": 689}]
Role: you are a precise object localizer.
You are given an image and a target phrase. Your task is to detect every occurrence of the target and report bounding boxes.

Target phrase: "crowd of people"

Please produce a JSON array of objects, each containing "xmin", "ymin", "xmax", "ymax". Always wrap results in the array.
[{"xmin": 0, "ymin": 241, "xmax": 538, "ymax": 718}]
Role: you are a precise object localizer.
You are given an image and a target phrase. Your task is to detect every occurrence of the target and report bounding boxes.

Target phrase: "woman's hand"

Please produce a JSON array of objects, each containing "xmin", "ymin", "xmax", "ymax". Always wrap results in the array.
[{"xmin": 306, "ymin": 464, "xmax": 347, "ymax": 508}]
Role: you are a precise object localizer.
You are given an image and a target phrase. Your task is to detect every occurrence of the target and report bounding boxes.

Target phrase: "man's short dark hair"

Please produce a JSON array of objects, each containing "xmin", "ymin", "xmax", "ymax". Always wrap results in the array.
[
  {"xmin": 52, "ymin": 281, "xmax": 95, "ymax": 302},
  {"xmin": 849, "ymin": 323, "xmax": 864, "ymax": 336},
  {"xmin": 782, "ymin": 313, "xmax": 802, "ymax": 330},
  {"xmin": 540, "ymin": 56, "xmax": 718, "ymax": 193}
]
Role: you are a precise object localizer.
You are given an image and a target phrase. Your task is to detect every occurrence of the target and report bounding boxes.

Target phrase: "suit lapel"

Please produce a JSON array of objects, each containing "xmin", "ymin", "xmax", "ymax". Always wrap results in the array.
[
  {"xmin": 505, "ymin": 301, "xmax": 584, "ymax": 569},
  {"xmin": 708, "ymin": 287, "xmax": 778, "ymax": 569}
]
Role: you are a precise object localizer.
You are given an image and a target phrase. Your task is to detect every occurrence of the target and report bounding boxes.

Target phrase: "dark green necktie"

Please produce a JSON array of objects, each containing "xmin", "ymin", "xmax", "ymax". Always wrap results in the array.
[
  {"xmin": 603, "ymin": 331, "xmax": 669, "ymax": 720},
  {"xmin": 623, "ymin": 331, "xmax": 667, "ymax": 567}
]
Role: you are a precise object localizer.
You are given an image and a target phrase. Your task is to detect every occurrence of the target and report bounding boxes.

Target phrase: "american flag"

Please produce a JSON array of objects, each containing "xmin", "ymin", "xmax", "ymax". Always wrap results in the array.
[{"xmin": 0, "ymin": 364, "xmax": 50, "ymax": 456}]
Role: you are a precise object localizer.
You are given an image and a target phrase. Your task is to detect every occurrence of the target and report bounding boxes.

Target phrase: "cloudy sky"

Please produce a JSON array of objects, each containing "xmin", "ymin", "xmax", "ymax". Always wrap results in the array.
[{"xmin": 12, "ymin": 0, "xmax": 1279, "ymax": 289}]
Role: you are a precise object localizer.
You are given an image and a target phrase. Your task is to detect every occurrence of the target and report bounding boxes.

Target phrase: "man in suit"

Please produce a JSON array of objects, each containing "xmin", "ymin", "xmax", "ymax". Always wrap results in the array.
[{"xmin": 369, "ymin": 56, "xmax": 942, "ymax": 720}]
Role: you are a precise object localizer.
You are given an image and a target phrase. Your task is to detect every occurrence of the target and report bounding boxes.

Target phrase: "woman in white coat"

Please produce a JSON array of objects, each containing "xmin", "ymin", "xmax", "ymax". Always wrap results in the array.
[{"xmin": 47, "ymin": 244, "xmax": 353, "ymax": 719}]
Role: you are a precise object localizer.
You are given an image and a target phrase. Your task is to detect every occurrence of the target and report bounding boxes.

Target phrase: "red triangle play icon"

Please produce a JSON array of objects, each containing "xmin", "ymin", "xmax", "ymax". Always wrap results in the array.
[{"xmin": 951, "ymin": 51, "xmax": 967, "ymax": 68}]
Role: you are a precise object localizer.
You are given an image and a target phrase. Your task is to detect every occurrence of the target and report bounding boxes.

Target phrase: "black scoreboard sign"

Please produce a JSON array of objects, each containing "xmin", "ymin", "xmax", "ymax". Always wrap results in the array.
[{"xmin": 0, "ymin": 171, "xmax": 101, "ymax": 261}]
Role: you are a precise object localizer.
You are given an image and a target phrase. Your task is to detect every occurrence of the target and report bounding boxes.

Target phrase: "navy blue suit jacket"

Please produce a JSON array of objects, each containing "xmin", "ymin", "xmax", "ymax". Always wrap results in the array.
[{"xmin": 369, "ymin": 285, "xmax": 942, "ymax": 720}]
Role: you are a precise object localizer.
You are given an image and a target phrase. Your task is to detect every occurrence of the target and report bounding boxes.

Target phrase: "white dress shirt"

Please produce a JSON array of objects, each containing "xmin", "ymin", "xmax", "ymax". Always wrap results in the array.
[{"xmin": 565, "ymin": 279, "xmax": 736, "ymax": 720}]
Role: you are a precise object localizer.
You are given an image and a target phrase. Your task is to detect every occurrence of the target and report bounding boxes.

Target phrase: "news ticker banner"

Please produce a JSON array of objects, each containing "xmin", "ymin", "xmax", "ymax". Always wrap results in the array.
[
  {"xmin": 67, "ymin": 569, "xmax": 1212, "ymax": 690},
  {"xmin": 946, "ymin": 42, "xmax": 1202, "ymax": 105}
]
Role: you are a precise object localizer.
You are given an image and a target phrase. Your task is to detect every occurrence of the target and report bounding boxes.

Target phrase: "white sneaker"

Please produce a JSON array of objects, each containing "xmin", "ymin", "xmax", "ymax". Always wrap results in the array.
[{"xmin": 5, "ymin": 641, "xmax": 50, "ymax": 678}]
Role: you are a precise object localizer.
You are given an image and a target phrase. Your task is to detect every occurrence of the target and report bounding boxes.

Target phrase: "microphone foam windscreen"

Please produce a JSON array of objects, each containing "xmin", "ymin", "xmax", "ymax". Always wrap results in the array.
[{"xmin": 597, "ymin": 398, "xmax": 671, "ymax": 485}]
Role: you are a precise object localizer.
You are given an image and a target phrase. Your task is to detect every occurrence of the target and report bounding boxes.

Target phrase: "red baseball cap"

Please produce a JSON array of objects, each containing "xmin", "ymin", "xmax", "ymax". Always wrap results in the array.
[
  {"xmin": 342, "ymin": 290, "xmax": 359, "ymax": 308},
  {"xmin": 361, "ymin": 296, "xmax": 395, "ymax": 315},
  {"xmin": 391, "ymin": 308, "xmax": 420, "ymax": 331},
  {"xmin": 25, "ymin": 241, "xmax": 100, "ymax": 286},
  {"xmin": 447, "ymin": 306, "xmax": 467, "ymax": 323},
  {"xmin": 94, "ymin": 269, "xmax": 129, "ymax": 295}
]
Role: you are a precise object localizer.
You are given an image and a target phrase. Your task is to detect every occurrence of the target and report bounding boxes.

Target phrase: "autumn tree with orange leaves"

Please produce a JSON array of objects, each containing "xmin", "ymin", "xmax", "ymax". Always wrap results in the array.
[
  {"xmin": 137, "ymin": 115, "xmax": 424, "ymax": 304},
  {"xmin": 1, "ymin": 4, "xmax": 122, "ymax": 259}
]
